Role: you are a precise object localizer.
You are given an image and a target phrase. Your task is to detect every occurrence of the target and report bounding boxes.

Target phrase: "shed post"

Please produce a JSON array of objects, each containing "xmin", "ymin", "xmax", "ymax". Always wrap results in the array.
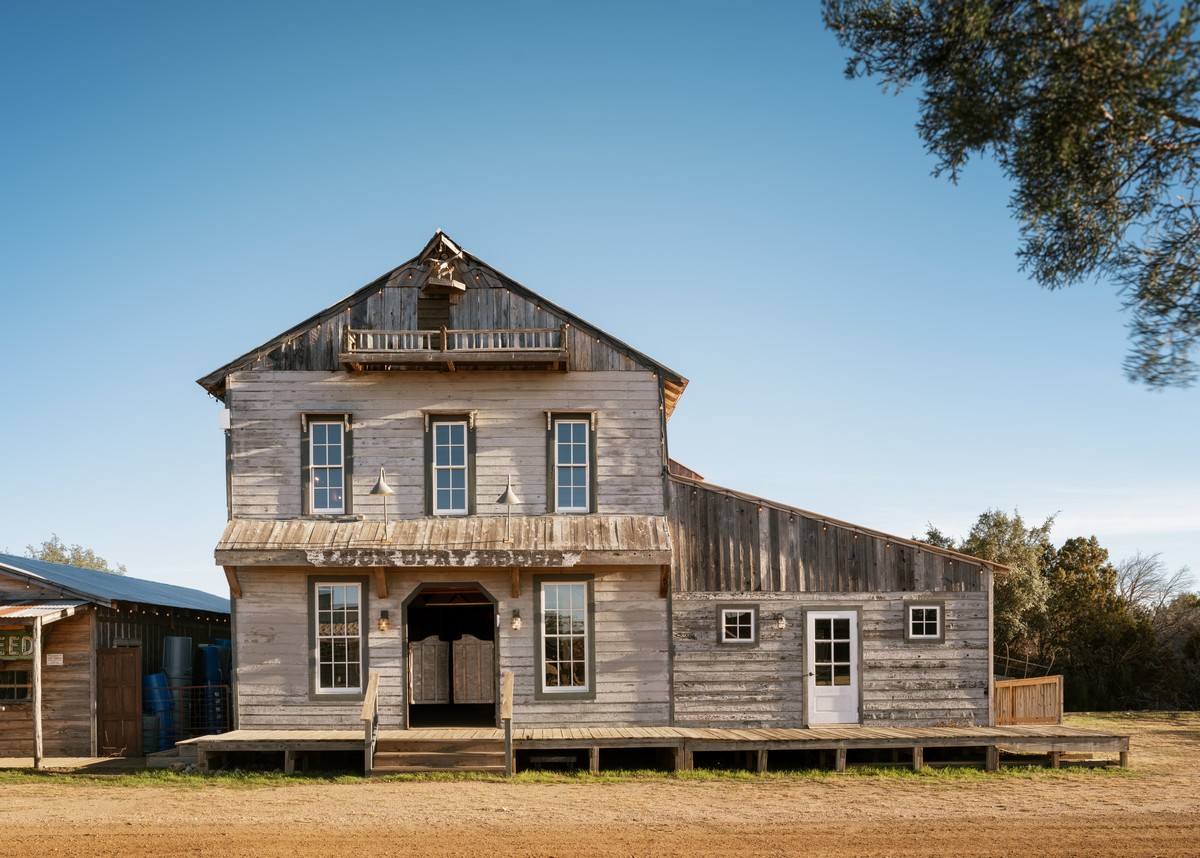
[{"xmin": 32, "ymin": 617, "xmax": 43, "ymax": 769}]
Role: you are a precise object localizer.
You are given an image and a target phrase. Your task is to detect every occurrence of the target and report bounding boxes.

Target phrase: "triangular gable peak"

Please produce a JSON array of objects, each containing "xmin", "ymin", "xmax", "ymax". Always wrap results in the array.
[{"xmin": 197, "ymin": 231, "xmax": 688, "ymax": 415}]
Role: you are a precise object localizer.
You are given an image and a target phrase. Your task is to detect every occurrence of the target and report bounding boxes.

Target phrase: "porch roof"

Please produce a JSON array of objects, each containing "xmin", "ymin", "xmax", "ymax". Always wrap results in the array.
[{"xmin": 215, "ymin": 515, "xmax": 673, "ymax": 568}]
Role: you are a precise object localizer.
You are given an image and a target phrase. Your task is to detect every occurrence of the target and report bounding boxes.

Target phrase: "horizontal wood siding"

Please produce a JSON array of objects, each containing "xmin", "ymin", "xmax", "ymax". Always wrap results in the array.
[
  {"xmin": 229, "ymin": 370, "xmax": 665, "ymax": 519},
  {"xmin": 668, "ymin": 478, "xmax": 987, "ymax": 594},
  {"xmin": 0, "ymin": 612, "xmax": 94, "ymax": 756},
  {"xmin": 233, "ymin": 565, "xmax": 668, "ymax": 730},
  {"xmin": 672, "ymin": 592, "xmax": 990, "ymax": 728}
]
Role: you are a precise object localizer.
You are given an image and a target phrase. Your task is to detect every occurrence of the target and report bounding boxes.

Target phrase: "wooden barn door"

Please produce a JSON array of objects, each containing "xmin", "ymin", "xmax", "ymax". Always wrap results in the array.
[
  {"xmin": 806, "ymin": 612, "xmax": 860, "ymax": 725},
  {"xmin": 97, "ymin": 648, "xmax": 142, "ymax": 756}
]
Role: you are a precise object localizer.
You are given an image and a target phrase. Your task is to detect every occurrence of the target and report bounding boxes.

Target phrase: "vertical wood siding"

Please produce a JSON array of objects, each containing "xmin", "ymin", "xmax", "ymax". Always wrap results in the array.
[
  {"xmin": 228, "ymin": 370, "xmax": 665, "ymax": 520},
  {"xmin": 233, "ymin": 565, "xmax": 669, "ymax": 730},
  {"xmin": 668, "ymin": 478, "xmax": 988, "ymax": 594}
]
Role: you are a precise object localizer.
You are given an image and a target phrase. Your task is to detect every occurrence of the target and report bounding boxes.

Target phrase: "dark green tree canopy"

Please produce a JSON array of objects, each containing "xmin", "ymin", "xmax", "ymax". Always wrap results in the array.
[
  {"xmin": 25, "ymin": 534, "xmax": 126, "ymax": 576},
  {"xmin": 824, "ymin": 0, "xmax": 1200, "ymax": 387}
]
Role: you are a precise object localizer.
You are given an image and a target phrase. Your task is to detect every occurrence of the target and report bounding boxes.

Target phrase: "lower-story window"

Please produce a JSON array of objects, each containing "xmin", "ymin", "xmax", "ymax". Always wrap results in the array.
[
  {"xmin": 538, "ymin": 578, "xmax": 594, "ymax": 698},
  {"xmin": 0, "ymin": 669, "xmax": 31, "ymax": 701},
  {"xmin": 904, "ymin": 601, "xmax": 945, "ymax": 643},
  {"xmin": 314, "ymin": 581, "xmax": 364, "ymax": 693}
]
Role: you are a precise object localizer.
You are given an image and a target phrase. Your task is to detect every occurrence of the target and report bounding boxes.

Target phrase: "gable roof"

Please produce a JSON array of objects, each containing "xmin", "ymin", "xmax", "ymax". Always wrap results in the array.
[
  {"xmin": 0, "ymin": 553, "xmax": 230, "ymax": 614},
  {"xmin": 197, "ymin": 231, "xmax": 689, "ymax": 416}
]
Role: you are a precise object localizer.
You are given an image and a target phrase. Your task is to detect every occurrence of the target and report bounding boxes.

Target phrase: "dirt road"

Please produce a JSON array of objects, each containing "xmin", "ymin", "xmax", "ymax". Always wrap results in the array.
[{"xmin": 2, "ymin": 713, "xmax": 1197, "ymax": 857}]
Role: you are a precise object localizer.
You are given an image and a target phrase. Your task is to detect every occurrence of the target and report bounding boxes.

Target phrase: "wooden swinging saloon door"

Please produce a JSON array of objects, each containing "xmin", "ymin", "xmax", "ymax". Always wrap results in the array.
[
  {"xmin": 408, "ymin": 635, "xmax": 495, "ymax": 705},
  {"xmin": 806, "ymin": 611, "xmax": 860, "ymax": 726}
]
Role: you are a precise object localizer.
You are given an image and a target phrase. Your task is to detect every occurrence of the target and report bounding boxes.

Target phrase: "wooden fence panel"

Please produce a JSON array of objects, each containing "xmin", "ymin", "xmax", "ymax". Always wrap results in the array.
[{"xmin": 995, "ymin": 675, "xmax": 1063, "ymax": 725}]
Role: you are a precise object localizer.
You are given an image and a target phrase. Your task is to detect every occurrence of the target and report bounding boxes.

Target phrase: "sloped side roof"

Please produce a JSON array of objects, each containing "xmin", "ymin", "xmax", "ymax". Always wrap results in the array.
[
  {"xmin": 0, "ymin": 553, "xmax": 230, "ymax": 614},
  {"xmin": 197, "ymin": 231, "xmax": 688, "ymax": 415}
]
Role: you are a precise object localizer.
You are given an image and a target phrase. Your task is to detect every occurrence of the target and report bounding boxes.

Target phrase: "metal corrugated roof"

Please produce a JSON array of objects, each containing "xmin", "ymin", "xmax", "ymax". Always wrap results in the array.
[
  {"xmin": 0, "ymin": 600, "xmax": 88, "ymax": 619},
  {"xmin": 0, "ymin": 554, "xmax": 229, "ymax": 614}
]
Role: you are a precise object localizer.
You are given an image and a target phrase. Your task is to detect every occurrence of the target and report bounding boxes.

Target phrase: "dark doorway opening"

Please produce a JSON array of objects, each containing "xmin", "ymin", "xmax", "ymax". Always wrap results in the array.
[{"xmin": 405, "ymin": 585, "xmax": 497, "ymax": 728}]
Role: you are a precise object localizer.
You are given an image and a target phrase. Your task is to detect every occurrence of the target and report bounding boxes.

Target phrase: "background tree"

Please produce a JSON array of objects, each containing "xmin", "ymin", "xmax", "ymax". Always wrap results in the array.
[
  {"xmin": 25, "ymin": 534, "xmax": 127, "ymax": 576},
  {"xmin": 918, "ymin": 509, "xmax": 1055, "ymax": 667},
  {"xmin": 823, "ymin": 0, "xmax": 1200, "ymax": 387}
]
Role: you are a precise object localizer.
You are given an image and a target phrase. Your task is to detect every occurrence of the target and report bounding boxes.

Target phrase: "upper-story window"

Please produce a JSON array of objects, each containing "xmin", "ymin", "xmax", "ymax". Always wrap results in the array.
[
  {"xmin": 425, "ymin": 412, "xmax": 476, "ymax": 516},
  {"xmin": 547, "ymin": 413, "xmax": 596, "ymax": 513},
  {"xmin": 302, "ymin": 414, "xmax": 352, "ymax": 516}
]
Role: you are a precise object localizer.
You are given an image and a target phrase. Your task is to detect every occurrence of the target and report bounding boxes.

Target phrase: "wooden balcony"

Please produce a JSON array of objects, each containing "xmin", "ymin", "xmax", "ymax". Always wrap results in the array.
[{"xmin": 339, "ymin": 325, "xmax": 569, "ymax": 372}]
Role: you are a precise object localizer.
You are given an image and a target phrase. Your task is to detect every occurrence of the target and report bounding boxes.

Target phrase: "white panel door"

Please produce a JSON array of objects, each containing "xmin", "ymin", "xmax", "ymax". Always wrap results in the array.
[{"xmin": 807, "ymin": 611, "xmax": 860, "ymax": 725}]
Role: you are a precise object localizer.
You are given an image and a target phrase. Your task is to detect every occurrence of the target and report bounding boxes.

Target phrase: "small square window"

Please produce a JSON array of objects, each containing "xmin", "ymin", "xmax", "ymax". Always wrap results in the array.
[
  {"xmin": 718, "ymin": 605, "xmax": 758, "ymax": 645},
  {"xmin": 904, "ymin": 603, "xmax": 944, "ymax": 642}
]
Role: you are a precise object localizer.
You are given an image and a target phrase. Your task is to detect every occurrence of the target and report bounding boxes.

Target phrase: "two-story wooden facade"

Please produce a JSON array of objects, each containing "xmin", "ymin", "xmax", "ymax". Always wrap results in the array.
[{"xmin": 199, "ymin": 232, "xmax": 997, "ymax": 734}]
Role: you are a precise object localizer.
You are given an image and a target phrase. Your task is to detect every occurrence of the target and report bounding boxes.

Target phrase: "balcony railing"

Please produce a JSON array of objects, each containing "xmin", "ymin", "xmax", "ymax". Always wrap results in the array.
[{"xmin": 341, "ymin": 325, "xmax": 569, "ymax": 371}]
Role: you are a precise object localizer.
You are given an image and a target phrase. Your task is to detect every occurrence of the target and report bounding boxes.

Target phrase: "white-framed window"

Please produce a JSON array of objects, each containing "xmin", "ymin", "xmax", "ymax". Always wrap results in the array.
[
  {"xmin": 0, "ymin": 669, "xmax": 31, "ymax": 701},
  {"xmin": 432, "ymin": 420, "xmax": 469, "ymax": 515},
  {"xmin": 314, "ymin": 582, "xmax": 362, "ymax": 693},
  {"xmin": 539, "ymin": 580, "xmax": 590, "ymax": 694},
  {"xmin": 719, "ymin": 605, "xmax": 758, "ymax": 644},
  {"xmin": 905, "ymin": 603, "xmax": 944, "ymax": 642},
  {"xmin": 310, "ymin": 420, "xmax": 345, "ymax": 514},
  {"xmin": 554, "ymin": 419, "xmax": 590, "ymax": 512}
]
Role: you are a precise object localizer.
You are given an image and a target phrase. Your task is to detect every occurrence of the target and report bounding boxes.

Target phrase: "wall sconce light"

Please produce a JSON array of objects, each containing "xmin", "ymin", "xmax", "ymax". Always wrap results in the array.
[
  {"xmin": 776, "ymin": 615, "xmax": 787, "ymax": 630},
  {"xmin": 511, "ymin": 609, "xmax": 522, "ymax": 631},
  {"xmin": 378, "ymin": 610, "xmax": 390, "ymax": 632}
]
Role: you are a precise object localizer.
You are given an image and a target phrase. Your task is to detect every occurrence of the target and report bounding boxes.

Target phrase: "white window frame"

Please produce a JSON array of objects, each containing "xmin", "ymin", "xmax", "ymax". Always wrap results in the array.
[
  {"xmin": 719, "ymin": 606, "xmax": 758, "ymax": 644},
  {"xmin": 539, "ymin": 580, "xmax": 590, "ymax": 694},
  {"xmin": 314, "ymin": 581, "xmax": 363, "ymax": 694},
  {"xmin": 554, "ymin": 418, "xmax": 590, "ymax": 513},
  {"xmin": 907, "ymin": 604, "xmax": 942, "ymax": 641},
  {"xmin": 310, "ymin": 420, "xmax": 345, "ymax": 514},
  {"xmin": 432, "ymin": 419, "xmax": 469, "ymax": 516}
]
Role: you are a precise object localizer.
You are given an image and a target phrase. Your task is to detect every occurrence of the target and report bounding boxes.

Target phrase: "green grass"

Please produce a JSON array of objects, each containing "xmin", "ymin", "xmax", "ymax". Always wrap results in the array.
[{"xmin": 0, "ymin": 760, "xmax": 1133, "ymax": 789}]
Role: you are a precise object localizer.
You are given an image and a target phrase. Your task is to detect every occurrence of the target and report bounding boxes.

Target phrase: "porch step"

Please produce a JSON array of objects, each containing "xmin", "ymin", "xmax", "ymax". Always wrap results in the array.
[{"xmin": 371, "ymin": 738, "xmax": 506, "ymax": 775}]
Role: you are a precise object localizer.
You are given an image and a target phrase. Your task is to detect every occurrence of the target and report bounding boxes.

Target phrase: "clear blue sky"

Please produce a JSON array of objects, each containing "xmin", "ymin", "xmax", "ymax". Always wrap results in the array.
[{"xmin": 2, "ymin": 2, "xmax": 1197, "ymax": 596}]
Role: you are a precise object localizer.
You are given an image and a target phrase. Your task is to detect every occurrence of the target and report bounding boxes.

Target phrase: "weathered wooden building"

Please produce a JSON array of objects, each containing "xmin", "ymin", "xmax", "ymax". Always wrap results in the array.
[
  {"xmin": 0, "ymin": 554, "xmax": 230, "ymax": 761},
  {"xmin": 198, "ymin": 231, "xmax": 999, "ymax": 738}
]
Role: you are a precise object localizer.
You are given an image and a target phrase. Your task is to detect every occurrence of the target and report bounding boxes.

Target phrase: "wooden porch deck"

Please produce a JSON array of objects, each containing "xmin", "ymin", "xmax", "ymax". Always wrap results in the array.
[{"xmin": 182, "ymin": 723, "xmax": 1130, "ymax": 775}]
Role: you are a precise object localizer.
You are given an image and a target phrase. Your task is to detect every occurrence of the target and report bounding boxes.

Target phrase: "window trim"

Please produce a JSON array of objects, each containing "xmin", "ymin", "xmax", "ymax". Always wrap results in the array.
[
  {"xmin": 717, "ymin": 603, "xmax": 759, "ymax": 646},
  {"xmin": 546, "ymin": 412, "xmax": 598, "ymax": 514},
  {"xmin": 301, "ymin": 413, "xmax": 353, "ymax": 517},
  {"xmin": 533, "ymin": 575, "xmax": 596, "ymax": 701},
  {"xmin": 903, "ymin": 601, "xmax": 945, "ymax": 643},
  {"xmin": 307, "ymin": 575, "xmax": 369, "ymax": 700},
  {"xmin": 425, "ymin": 414, "xmax": 476, "ymax": 516}
]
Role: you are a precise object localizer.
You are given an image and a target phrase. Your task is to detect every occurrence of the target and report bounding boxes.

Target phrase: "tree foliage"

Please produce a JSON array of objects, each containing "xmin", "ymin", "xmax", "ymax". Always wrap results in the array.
[
  {"xmin": 25, "ymin": 534, "xmax": 126, "ymax": 576},
  {"xmin": 824, "ymin": 0, "xmax": 1200, "ymax": 387},
  {"xmin": 919, "ymin": 510, "xmax": 1199, "ymax": 708}
]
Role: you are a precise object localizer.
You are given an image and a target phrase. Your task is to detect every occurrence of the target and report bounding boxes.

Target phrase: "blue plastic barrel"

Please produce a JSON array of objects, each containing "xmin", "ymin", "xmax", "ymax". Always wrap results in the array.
[{"xmin": 142, "ymin": 672, "xmax": 177, "ymax": 749}]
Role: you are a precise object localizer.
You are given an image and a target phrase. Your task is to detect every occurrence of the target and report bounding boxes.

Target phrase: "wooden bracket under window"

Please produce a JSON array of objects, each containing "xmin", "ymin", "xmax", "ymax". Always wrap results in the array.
[{"xmin": 659, "ymin": 564, "xmax": 670, "ymax": 599}]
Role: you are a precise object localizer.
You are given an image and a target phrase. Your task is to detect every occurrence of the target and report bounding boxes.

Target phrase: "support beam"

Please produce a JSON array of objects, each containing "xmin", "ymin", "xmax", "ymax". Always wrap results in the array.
[
  {"xmin": 834, "ymin": 747, "xmax": 846, "ymax": 774},
  {"xmin": 659, "ymin": 565, "xmax": 669, "ymax": 599},
  {"xmin": 589, "ymin": 746, "xmax": 600, "ymax": 774},
  {"xmin": 755, "ymin": 749, "xmax": 768, "ymax": 773},
  {"xmin": 1120, "ymin": 750, "xmax": 1130, "ymax": 768},
  {"xmin": 510, "ymin": 568, "xmax": 520, "ymax": 599},
  {"xmin": 985, "ymin": 745, "xmax": 999, "ymax": 772},
  {"xmin": 911, "ymin": 746, "xmax": 923, "ymax": 771},
  {"xmin": 1048, "ymin": 751, "xmax": 1061, "ymax": 769},
  {"xmin": 223, "ymin": 566, "xmax": 242, "ymax": 600},
  {"xmin": 32, "ymin": 618, "xmax": 43, "ymax": 770},
  {"xmin": 677, "ymin": 745, "xmax": 693, "ymax": 771},
  {"xmin": 373, "ymin": 568, "xmax": 388, "ymax": 599},
  {"xmin": 284, "ymin": 749, "xmax": 295, "ymax": 775}
]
